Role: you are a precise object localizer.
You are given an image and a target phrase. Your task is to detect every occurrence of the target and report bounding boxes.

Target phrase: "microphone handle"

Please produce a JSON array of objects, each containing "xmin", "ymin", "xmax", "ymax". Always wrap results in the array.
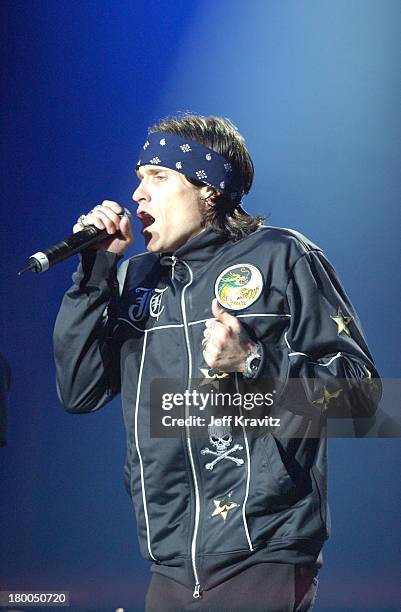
[
  {"xmin": 28, "ymin": 226, "xmax": 110, "ymax": 272},
  {"xmin": 19, "ymin": 209, "xmax": 130, "ymax": 275}
]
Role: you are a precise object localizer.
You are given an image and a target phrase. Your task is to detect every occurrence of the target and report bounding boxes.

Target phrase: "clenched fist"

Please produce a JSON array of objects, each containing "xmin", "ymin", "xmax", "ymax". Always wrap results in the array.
[{"xmin": 202, "ymin": 299, "xmax": 256, "ymax": 373}]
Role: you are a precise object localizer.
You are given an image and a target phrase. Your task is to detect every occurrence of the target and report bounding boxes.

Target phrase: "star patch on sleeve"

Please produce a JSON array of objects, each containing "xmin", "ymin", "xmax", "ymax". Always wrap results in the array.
[
  {"xmin": 330, "ymin": 307, "xmax": 353, "ymax": 336},
  {"xmin": 312, "ymin": 386, "xmax": 343, "ymax": 411}
]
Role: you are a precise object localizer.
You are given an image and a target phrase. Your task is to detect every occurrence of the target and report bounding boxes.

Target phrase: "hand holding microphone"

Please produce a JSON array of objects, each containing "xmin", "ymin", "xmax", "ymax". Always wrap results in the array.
[
  {"xmin": 74, "ymin": 200, "xmax": 134, "ymax": 256},
  {"xmin": 18, "ymin": 201, "xmax": 134, "ymax": 275}
]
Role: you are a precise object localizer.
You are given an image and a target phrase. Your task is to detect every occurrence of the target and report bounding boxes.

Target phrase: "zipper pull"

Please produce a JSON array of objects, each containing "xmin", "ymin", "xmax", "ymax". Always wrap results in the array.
[
  {"xmin": 171, "ymin": 255, "xmax": 177, "ymax": 280},
  {"xmin": 193, "ymin": 583, "xmax": 201, "ymax": 599}
]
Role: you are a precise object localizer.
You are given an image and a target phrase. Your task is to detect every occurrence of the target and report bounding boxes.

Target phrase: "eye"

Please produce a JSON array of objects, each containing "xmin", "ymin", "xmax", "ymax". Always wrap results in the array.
[{"xmin": 155, "ymin": 173, "xmax": 168, "ymax": 181}]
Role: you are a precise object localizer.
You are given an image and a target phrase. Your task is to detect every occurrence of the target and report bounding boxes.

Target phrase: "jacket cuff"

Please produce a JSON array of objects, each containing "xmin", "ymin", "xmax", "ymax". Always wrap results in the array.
[{"xmin": 73, "ymin": 250, "xmax": 123, "ymax": 286}]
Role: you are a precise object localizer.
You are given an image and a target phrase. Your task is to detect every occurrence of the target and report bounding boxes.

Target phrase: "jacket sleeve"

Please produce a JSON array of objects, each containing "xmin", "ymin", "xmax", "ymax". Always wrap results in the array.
[
  {"xmin": 53, "ymin": 250, "xmax": 124, "ymax": 413},
  {"xmin": 256, "ymin": 250, "xmax": 381, "ymax": 419}
]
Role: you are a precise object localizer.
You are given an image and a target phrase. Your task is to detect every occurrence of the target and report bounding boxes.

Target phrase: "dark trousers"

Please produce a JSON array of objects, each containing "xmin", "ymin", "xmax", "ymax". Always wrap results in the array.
[{"xmin": 145, "ymin": 563, "xmax": 319, "ymax": 612}]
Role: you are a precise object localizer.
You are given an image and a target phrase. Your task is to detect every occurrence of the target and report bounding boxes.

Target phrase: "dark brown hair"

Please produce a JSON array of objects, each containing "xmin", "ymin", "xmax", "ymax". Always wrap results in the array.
[{"xmin": 148, "ymin": 114, "xmax": 264, "ymax": 241}]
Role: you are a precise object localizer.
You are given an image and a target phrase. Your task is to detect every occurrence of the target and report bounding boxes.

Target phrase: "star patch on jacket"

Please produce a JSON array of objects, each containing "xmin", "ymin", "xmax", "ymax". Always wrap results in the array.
[
  {"xmin": 312, "ymin": 386, "xmax": 343, "ymax": 411},
  {"xmin": 210, "ymin": 491, "xmax": 240, "ymax": 522},
  {"xmin": 199, "ymin": 368, "xmax": 230, "ymax": 390},
  {"xmin": 330, "ymin": 307, "xmax": 353, "ymax": 336}
]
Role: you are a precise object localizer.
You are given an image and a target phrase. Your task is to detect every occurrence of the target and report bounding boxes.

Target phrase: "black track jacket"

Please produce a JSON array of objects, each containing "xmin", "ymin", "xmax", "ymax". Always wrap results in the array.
[{"xmin": 53, "ymin": 225, "xmax": 381, "ymax": 596}]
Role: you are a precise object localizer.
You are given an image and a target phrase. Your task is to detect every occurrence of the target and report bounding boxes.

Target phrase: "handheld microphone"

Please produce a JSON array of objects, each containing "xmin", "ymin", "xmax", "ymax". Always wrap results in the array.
[{"xmin": 18, "ymin": 208, "xmax": 131, "ymax": 275}]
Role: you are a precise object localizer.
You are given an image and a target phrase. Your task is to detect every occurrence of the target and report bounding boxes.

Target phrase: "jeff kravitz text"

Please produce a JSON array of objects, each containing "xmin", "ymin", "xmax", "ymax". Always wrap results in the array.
[{"xmin": 161, "ymin": 415, "xmax": 281, "ymax": 428}]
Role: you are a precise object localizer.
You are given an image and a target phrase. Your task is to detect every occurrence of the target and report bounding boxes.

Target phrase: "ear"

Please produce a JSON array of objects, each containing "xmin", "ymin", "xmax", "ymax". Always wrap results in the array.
[{"xmin": 199, "ymin": 185, "xmax": 216, "ymax": 202}]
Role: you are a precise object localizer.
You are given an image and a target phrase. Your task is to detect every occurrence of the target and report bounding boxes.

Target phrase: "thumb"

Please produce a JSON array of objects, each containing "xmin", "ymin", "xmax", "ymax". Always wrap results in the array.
[{"xmin": 211, "ymin": 298, "xmax": 238, "ymax": 330}]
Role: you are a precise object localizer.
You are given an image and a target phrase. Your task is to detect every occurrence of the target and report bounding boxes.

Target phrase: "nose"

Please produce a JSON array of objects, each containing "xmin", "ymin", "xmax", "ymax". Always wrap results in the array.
[{"xmin": 132, "ymin": 179, "xmax": 149, "ymax": 205}]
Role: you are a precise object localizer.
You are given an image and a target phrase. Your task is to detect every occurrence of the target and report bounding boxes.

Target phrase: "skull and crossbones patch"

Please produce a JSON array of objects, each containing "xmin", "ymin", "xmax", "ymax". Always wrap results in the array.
[{"xmin": 201, "ymin": 424, "xmax": 244, "ymax": 471}]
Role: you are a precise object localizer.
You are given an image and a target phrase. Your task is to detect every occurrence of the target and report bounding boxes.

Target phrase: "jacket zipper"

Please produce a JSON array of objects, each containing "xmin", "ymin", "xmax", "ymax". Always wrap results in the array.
[
  {"xmin": 179, "ymin": 260, "xmax": 202, "ymax": 599},
  {"xmin": 171, "ymin": 255, "xmax": 177, "ymax": 280}
]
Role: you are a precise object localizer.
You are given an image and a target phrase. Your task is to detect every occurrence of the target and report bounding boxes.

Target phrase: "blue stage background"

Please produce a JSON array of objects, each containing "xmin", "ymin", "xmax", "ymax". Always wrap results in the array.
[{"xmin": 1, "ymin": 1, "xmax": 400, "ymax": 610}]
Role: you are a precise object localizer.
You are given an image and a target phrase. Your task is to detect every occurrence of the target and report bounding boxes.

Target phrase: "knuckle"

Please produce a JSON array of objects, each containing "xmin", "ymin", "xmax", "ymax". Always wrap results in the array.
[
  {"xmin": 101, "ymin": 213, "xmax": 115, "ymax": 226},
  {"xmin": 105, "ymin": 200, "xmax": 123, "ymax": 214},
  {"xmin": 99, "ymin": 215, "xmax": 112, "ymax": 228}
]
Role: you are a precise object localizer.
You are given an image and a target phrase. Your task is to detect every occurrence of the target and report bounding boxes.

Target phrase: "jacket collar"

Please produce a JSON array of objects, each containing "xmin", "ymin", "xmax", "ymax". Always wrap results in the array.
[
  {"xmin": 170, "ymin": 226, "xmax": 228, "ymax": 264},
  {"xmin": 158, "ymin": 227, "xmax": 230, "ymax": 281},
  {"xmin": 159, "ymin": 227, "xmax": 228, "ymax": 269}
]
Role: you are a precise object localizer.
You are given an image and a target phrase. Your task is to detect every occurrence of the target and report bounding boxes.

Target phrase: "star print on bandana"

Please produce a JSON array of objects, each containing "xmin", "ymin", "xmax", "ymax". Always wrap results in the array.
[{"xmin": 330, "ymin": 307, "xmax": 353, "ymax": 336}]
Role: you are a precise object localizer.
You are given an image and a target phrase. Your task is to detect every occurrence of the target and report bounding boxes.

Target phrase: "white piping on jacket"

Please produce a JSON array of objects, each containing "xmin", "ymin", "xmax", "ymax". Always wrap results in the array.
[
  {"xmin": 133, "ymin": 330, "xmax": 157, "ymax": 561},
  {"xmin": 117, "ymin": 317, "xmax": 183, "ymax": 332},
  {"xmin": 285, "ymin": 332, "xmax": 308, "ymax": 356},
  {"xmin": 179, "ymin": 261, "xmax": 202, "ymax": 598},
  {"xmin": 235, "ymin": 373, "xmax": 254, "ymax": 552},
  {"xmin": 285, "ymin": 331, "xmax": 343, "ymax": 366},
  {"xmin": 237, "ymin": 313, "xmax": 291, "ymax": 319},
  {"xmin": 313, "ymin": 352, "xmax": 342, "ymax": 367},
  {"xmin": 188, "ymin": 313, "xmax": 291, "ymax": 327},
  {"xmin": 118, "ymin": 313, "xmax": 290, "ymax": 333}
]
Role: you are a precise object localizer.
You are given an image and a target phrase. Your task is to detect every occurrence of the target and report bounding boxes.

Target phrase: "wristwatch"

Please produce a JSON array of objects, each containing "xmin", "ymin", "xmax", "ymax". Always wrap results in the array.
[{"xmin": 242, "ymin": 342, "xmax": 263, "ymax": 379}]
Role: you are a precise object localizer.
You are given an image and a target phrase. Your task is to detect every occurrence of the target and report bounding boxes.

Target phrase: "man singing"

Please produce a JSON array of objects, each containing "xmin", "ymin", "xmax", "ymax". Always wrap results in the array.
[{"xmin": 53, "ymin": 114, "xmax": 380, "ymax": 611}]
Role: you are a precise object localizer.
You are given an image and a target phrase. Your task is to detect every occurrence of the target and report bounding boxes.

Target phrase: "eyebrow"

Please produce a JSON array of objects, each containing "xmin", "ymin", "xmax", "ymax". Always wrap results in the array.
[{"xmin": 136, "ymin": 167, "xmax": 169, "ymax": 179}]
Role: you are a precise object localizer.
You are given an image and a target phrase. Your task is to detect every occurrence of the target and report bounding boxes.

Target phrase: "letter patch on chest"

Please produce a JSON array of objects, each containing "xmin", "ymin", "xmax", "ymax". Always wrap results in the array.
[
  {"xmin": 215, "ymin": 264, "xmax": 263, "ymax": 310},
  {"xmin": 128, "ymin": 286, "xmax": 168, "ymax": 321}
]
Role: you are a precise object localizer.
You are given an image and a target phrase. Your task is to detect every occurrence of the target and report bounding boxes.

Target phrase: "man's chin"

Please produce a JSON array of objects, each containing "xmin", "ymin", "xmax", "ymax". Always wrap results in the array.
[
  {"xmin": 144, "ymin": 233, "xmax": 161, "ymax": 253},
  {"xmin": 144, "ymin": 232, "xmax": 184, "ymax": 254}
]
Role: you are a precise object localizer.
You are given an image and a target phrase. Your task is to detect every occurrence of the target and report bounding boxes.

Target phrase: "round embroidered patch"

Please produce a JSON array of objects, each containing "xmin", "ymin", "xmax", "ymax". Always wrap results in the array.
[{"xmin": 214, "ymin": 264, "xmax": 263, "ymax": 311}]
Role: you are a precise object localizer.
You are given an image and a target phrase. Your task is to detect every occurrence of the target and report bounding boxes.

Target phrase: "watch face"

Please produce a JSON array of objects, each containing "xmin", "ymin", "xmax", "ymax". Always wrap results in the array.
[
  {"xmin": 244, "ymin": 343, "xmax": 262, "ymax": 378},
  {"xmin": 250, "ymin": 356, "xmax": 261, "ymax": 371}
]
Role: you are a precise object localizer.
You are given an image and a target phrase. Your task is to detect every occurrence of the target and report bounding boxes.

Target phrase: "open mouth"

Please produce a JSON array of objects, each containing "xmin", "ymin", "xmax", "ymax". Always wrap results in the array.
[{"xmin": 139, "ymin": 212, "xmax": 155, "ymax": 232}]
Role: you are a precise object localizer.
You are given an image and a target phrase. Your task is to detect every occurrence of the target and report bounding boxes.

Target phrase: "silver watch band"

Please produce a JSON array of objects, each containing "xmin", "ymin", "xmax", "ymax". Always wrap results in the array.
[{"xmin": 243, "ymin": 341, "xmax": 263, "ymax": 379}]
